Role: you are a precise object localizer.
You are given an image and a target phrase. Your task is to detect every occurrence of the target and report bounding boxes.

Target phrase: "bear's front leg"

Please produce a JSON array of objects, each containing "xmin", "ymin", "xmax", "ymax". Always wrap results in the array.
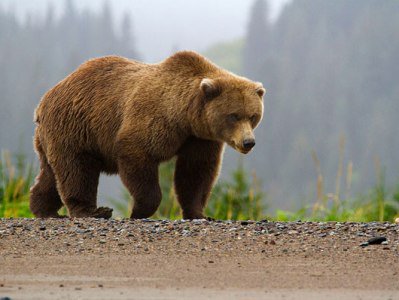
[
  {"xmin": 174, "ymin": 137, "xmax": 224, "ymax": 219},
  {"xmin": 118, "ymin": 157, "xmax": 162, "ymax": 219}
]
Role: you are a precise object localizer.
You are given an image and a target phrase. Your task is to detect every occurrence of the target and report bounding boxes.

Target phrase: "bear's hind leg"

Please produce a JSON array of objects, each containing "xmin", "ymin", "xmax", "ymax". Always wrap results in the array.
[
  {"xmin": 30, "ymin": 148, "xmax": 63, "ymax": 218},
  {"xmin": 174, "ymin": 137, "xmax": 223, "ymax": 219},
  {"xmin": 52, "ymin": 153, "xmax": 112, "ymax": 218}
]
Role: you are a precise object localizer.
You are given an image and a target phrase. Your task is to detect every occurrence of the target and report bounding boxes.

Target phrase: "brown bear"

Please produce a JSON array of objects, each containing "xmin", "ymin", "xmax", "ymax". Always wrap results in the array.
[{"xmin": 30, "ymin": 51, "xmax": 265, "ymax": 219}]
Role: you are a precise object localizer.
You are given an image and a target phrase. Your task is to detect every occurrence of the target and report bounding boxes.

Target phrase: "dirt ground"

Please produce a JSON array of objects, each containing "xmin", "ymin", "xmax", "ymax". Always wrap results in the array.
[{"xmin": 0, "ymin": 218, "xmax": 398, "ymax": 300}]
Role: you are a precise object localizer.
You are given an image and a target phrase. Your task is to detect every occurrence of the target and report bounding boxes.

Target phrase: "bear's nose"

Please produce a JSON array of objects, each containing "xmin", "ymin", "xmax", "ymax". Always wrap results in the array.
[{"xmin": 242, "ymin": 139, "xmax": 256, "ymax": 151}]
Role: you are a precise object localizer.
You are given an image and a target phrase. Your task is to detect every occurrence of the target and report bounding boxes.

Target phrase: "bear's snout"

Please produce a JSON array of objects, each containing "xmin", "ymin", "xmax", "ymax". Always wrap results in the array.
[{"xmin": 242, "ymin": 138, "xmax": 256, "ymax": 151}]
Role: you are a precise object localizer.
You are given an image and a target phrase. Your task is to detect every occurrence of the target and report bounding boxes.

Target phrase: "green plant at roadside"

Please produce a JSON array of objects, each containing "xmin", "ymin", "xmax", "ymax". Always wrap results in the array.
[
  {"xmin": 274, "ymin": 139, "xmax": 399, "ymax": 222},
  {"xmin": 1, "ymin": 148, "xmax": 398, "ymax": 222},
  {"xmin": 206, "ymin": 161, "xmax": 266, "ymax": 220},
  {"xmin": 0, "ymin": 151, "xmax": 35, "ymax": 218},
  {"xmin": 274, "ymin": 181, "xmax": 399, "ymax": 222}
]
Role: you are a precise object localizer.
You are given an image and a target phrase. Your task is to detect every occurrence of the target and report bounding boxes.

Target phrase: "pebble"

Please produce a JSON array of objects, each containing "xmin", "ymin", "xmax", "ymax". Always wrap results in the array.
[
  {"xmin": 0, "ymin": 219, "xmax": 397, "ymax": 258},
  {"xmin": 367, "ymin": 236, "xmax": 387, "ymax": 245}
]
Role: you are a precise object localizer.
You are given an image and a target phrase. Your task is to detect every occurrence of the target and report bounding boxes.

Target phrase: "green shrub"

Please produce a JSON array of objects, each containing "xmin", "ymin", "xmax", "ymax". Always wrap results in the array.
[
  {"xmin": 206, "ymin": 161, "xmax": 266, "ymax": 220},
  {"xmin": 1, "ymin": 148, "xmax": 397, "ymax": 222},
  {"xmin": 0, "ymin": 151, "xmax": 35, "ymax": 218}
]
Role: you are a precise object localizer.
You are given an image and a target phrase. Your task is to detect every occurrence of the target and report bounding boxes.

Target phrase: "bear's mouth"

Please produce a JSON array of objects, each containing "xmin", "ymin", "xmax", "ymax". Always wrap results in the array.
[
  {"xmin": 238, "ymin": 148, "xmax": 251, "ymax": 154},
  {"xmin": 228, "ymin": 141, "xmax": 251, "ymax": 154}
]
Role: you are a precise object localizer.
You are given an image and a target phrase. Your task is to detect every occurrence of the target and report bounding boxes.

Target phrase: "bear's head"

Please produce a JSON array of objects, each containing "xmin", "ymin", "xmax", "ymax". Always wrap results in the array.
[{"xmin": 195, "ymin": 76, "xmax": 265, "ymax": 154}]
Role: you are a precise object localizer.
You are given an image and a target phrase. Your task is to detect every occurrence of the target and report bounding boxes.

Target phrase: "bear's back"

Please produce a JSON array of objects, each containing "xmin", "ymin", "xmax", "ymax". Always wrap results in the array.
[{"xmin": 35, "ymin": 56, "xmax": 147, "ymax": 159}]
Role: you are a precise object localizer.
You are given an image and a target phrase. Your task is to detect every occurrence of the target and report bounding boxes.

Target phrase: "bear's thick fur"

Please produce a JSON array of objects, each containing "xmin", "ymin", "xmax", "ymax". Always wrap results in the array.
[{"xmin": 30, "ymin": 51, "xmax": 265, "ymax": 219}]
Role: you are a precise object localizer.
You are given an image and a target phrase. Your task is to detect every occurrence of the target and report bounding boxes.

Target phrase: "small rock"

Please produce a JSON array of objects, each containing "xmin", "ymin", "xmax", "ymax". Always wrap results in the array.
[
  {"xmin": 367, "ymin": 236, "xmax": 387, "ymax": 245},
  {"xmin": 240, "ymin": 221, "xmax": 249, "ymax": 226},
  {"xmin": 395, "ymin": 218, "xmax": 399, "ymax": 224},
  {"xmin": 99, "ymin": 239, "xmax": 106, "ymax": 244},
  {"xmin": 208, "ymin": 260, "xmax": 214, "ymax": 263}
]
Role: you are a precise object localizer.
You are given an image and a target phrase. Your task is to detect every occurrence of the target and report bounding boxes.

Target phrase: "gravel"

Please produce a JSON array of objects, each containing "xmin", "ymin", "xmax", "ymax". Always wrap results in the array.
[
  {"xmin": 0, "ymin": 218, "xmax": 398, "ymax": 299},
  {"xmin": 0, "ymin": 218, "xmax": 398, "ymax": 257}
]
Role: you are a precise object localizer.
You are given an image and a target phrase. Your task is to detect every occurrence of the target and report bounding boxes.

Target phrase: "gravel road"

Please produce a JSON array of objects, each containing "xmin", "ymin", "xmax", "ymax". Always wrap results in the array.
[{"xmin": 1, "ymin": 218, "xmax": 398, "ymax": 299}]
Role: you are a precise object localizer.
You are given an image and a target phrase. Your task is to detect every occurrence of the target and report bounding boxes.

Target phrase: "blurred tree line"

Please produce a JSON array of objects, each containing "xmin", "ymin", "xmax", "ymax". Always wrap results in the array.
[
  {"xmin": 0, "ymin": 0, "xmax": 139, "ymax": 152},
  {"xmin": 0, "ymin": 0, "xmax": 398, "ymax": 208},
  {"xmin": 240, "ymin": 0, "xmax": 399, "ymax": 205}
]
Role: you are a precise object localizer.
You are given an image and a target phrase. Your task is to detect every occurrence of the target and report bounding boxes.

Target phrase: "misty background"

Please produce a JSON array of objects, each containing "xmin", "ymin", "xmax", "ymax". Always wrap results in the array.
[{"xmin": 0, "ymin": 0, "xmax": 398, "ymax": 210}]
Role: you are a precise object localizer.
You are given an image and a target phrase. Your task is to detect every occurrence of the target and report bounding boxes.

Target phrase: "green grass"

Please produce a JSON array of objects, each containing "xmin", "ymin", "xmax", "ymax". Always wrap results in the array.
[
  {"xmin": 0, "ymin": 151, "xmax": 35, "ymax": 218},
  {"xmin": 275, "ymin": 142, "xmax": 399, "ymax": 222},
  {"xmin": 1, "ymin": 150, "xmax": 398, "ymax": 222}
]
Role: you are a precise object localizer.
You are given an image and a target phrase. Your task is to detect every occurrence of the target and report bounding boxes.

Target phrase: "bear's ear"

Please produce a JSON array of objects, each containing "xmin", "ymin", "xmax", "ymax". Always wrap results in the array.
[
  {"xmin": 200, "ymin": 78, "xmax": 221, "ymax": 99},
  {"xmin": 255, "ymin": 84, "xmax": 266, "ymax": 98}
]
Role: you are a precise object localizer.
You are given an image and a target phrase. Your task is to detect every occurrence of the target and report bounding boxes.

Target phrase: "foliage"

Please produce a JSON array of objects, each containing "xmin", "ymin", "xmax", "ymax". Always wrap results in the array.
[
  {"xmin": 1, "ymin": 150, "xmax": 398, "ymax": 222},
  {"xmin": 0, "ymin": 151, "xmax": 35, "ymax": 218},
  {"xmin": 274, "ymin": 183, "xmax": 399, "ymax": 223},
  {"xmin": 274, "ymin": 145, "xmax": 399, "ymax": 222},
  {"xmin": 206, "ymin": 161, "xmax": 265, "ymax": 220}
]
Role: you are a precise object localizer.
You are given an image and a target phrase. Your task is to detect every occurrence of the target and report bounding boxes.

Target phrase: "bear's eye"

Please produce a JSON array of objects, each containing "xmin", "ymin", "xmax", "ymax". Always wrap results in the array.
[
  {"xmin": 250, "ymin": 115, "xmax": 258, "ymax": 124},
  {"xmin": 227, "ymin": 114, "xmax": 240, "ymax": 122}
]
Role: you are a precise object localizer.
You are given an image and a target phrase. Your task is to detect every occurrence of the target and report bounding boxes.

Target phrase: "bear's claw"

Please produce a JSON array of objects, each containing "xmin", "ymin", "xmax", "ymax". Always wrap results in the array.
[{"xmin": 90, "ymin": 206, "xmax": 113, "ymax": 219}]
